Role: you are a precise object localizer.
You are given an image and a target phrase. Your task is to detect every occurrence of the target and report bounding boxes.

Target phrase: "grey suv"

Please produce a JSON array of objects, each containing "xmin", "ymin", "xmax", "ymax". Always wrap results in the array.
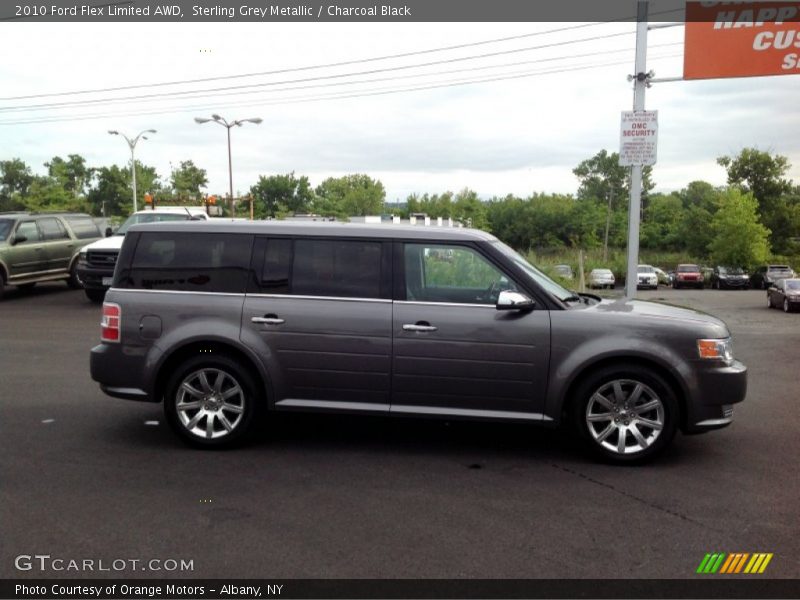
[
  {"xmin": 90, "ymin": 222, "xmax": 747, "ymax": 463},
  {"xmin": 0, "ymin": 212, "xmax": 102, "ymax": 299}
]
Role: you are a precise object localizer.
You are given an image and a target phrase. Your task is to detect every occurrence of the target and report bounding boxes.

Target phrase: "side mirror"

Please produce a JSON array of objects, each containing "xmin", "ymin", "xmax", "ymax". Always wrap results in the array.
[
  {"xmin": 496, "ymin": 290, "xmax": 535, "ymax": 311},
  {"xmin": 105, "ymin": 227, "xmax": 113, "ymax": 237},
  {"xmin": 11, "ymin": 234, "xmax": 27, "ymax": 245}
]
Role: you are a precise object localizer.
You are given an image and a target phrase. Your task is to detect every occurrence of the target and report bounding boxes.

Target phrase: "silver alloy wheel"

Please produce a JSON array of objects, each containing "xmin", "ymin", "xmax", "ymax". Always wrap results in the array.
[
  {"xmin": 768, "ymin": 295, "xmax": 772, "ymax": 308},
  {"xmin": 175, "ymin": 368, "xmax": 245, "ymax": 440},
  {"xmin": 585, "ymin": 379, "xmax": 665, "ymax": 455}
]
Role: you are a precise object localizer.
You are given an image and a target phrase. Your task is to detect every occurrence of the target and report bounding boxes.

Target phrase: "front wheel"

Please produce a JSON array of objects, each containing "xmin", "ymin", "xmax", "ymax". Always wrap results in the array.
[
  {"xmin": 164, "ymin": 355, "xmax": 261, "ymax": 448},
  {"xmin": 767, "ymin": 295, "xmax": 773, "ymax": 309},
  {"xmin": 785, "ymin": 299, "xmax": 792, "ymax": 313},
  {"xmin": 84, "ymin": 288, "xmax": 105, "ymax": 303},
  {"xmin": 67, "ymin": 261, "xmax": 82, "ymax": 289},
  {"xmin": 573, "ymin": 365, "xmax": 678, "ymax": 464}
]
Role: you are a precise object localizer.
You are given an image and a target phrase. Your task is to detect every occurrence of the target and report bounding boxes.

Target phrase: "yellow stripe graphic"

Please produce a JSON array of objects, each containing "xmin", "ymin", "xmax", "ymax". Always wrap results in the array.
[
  {"xmin": 758, "ymin": 553, "xmax": 773, "ymax": 574},
  {"xmin": 748, "ymin": 553, "xmax": 766, "ymax": 573}
]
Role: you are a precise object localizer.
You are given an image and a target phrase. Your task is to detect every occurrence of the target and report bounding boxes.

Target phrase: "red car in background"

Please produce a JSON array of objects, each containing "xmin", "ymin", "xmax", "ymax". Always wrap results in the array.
[{"xmin": 673, "ymin": 264, "xmax": 704, "ymax": 289}]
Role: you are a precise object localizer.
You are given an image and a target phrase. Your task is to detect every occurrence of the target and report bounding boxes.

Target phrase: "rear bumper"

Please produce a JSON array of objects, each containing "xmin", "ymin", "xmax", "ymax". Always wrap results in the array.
[
  {"xmin": 683, "ymin": 360, "xmax": 747, "ymax": 434},
  {"xmin": 90, "ymin": 343, "xmax": 155, "ymax": 402}
]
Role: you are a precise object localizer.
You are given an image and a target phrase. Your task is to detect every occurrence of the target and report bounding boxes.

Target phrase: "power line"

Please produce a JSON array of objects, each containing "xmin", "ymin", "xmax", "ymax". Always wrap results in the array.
[
  {"xmin": 0, "ymin": 53, "xmax": 683, "ymax": 126},
  {"xmin": 0, "ymin": 22, "xmax": 622, "ymax": 101},
  {"xmin": 1, "ymin": 29, "xmax": 638, "ymax": 113}
]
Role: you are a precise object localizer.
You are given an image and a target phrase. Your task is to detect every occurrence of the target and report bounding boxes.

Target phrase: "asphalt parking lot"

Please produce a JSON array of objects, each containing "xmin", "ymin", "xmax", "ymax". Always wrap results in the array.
[{"xmin": 1, "ymin": 283, "xmax": 798, "ymax": 579}]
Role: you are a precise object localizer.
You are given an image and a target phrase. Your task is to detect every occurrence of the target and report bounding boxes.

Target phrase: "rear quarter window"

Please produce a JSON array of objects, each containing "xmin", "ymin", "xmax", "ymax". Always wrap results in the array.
[
  {"xmin": 64, "ymin": 217, "xmax": 101, "ymax": 239},
  {"xmin": 120, "ymin": 232, "xmax": 252, "ymax": 293}
]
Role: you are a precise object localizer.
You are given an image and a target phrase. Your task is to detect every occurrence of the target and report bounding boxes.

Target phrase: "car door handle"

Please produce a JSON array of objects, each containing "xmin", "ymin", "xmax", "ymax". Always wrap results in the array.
[
  {"xmin": 403, "ymin": 322, "xmax": 438, "ymax": 332},
  {"xmin": 251, "ymin": 315, "xmax": 285, "ymax": 325}
]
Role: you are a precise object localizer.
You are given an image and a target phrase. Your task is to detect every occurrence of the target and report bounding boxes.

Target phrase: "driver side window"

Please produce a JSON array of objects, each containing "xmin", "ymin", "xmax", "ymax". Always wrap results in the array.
[{"xmin": 404, "ymin": 243, "xmax": 516, "ymax": 305}]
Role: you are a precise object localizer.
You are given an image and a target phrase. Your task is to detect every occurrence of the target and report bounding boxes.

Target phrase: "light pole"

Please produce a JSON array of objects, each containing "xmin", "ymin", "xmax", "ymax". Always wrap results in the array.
[
  {"xmin": 108, "ymin": 129, "xmax": 156, "ymax": 213},
  {"xmin": 194, "ymin": 114, "xmax": 262, "ymax": 215}
]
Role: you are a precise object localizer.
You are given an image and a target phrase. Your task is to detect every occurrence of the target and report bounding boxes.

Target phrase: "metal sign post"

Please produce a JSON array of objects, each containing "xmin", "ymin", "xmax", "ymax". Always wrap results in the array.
[{"xmin": 624, "ymin": 0, "xmax": 651, "ymax": 299}]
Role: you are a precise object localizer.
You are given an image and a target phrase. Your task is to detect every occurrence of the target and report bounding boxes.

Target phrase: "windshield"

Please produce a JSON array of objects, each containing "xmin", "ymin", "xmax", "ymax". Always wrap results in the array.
[
  {"xmin": 591, "ymin": 269, "xmax": 612, "ymax": 276},
  {"xmin": 638, "ymin": 266, "xmax": 654, "ymax": 273},
  {"xmin": 491, "ymin": 241, "xmax": 574, "ymax": 302},
  {"xmin": 0, "ymin": 219, "xmax": 13, "ymax": 242},
  {"xmin": 116, "ymin": 212, "xmax": 190, "ymax": 235},
  {"xmin": 678, "ymin": 265, "xmax": 700, "ymax": 272},
  {"xmin": 768, "ymin": 266, "xmax": 791, "ymax": 272},
  {"xmin": 721, "ymin": 267, "xmax": 744, "ymax": 275},
  {"xmin": 786, "ymin": 280, "xmax": 800, "ymax": 290}
]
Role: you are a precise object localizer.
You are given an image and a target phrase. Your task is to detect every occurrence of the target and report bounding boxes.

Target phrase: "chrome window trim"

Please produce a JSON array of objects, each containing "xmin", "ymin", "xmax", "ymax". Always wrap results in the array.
[
  {"xmin": 247, "ymin": 293, "xmax": 391, "ymax": 303},
  {"xmin": 394, "ymin": 300, "xmax": 495, "ymax": 309},
  {"xmin": 108, "ymin": 288, "xmax": 246, "ymax": 297}
]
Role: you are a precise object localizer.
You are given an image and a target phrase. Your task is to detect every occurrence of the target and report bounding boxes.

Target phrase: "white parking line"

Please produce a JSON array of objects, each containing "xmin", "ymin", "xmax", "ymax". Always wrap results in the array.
[
  {"xmin": 41, "ymin": 419, "xmax": 55, "ymax": 424},
  {"xmin": 144, "ymin": 420, "xmax": 159, "ymax": 426}
]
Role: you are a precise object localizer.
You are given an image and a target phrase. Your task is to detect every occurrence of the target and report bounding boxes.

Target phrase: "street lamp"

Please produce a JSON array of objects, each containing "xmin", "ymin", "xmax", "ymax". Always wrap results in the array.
[
  {"xmin": 108, "ymin": 129, "xmax": 156, "ymax": 213},
  {"xmin": 194, "ymin": 114, "xmax": 262, "ymax": 214}
]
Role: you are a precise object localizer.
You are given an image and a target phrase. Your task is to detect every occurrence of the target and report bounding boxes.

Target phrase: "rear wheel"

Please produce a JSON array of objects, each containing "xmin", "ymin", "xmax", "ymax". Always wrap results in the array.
[
  {"xmin": 164, "ymin": 354, "xmax": 262, "ymax": 448},
  {"xmin": 67, "ymin": 261, "xmax": 82, "ymax": 289},
  {"xmin": 767, "ymin": 295, "xmax": 773, "ymax": 309},
  {"xmin": 84, "ymin": 288, "xmax": 105, "ymax": 303},
  {"xmin": 573, "ymin": 365, "xmax": 678, "ymax": 464}
]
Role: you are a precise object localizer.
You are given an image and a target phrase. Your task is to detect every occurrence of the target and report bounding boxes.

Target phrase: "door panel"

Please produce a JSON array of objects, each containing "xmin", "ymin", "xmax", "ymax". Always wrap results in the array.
[
  {"xmin": 392, "ymin": 302, "xmax": 550, "ymax": 415},
  {"xmin": 7, "ymin": 220, "xmax": 44, "ymax": 277},
  {"xmin": 37, "ymin": 217, "xmax": 74, "ymax": 272},
  {"xmin": 242, "ymin": 296, "xmax": 392, "ymax": 407}
]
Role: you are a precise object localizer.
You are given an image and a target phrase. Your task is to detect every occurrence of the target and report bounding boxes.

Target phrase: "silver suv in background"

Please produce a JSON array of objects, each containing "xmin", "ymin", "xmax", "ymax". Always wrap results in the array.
[
  {"xmin": 90, "ymin": 221, "xmax": 747, "ymax": 463},
  {"xmin": 76, "ymin": 207, "xmax": 209, "ymax": 302}
]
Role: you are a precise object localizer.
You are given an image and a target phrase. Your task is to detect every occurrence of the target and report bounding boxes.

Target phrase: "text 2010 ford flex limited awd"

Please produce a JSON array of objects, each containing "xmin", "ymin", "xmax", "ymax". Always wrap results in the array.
[{"xmin": 90, "ymin": 221, "xmax": 747, "ymax": 463}]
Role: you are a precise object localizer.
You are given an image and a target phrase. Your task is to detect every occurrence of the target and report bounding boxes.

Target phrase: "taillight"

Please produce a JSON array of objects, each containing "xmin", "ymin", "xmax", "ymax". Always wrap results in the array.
[{"xmin": 101, "ymin": 302, "xmax": 121, "ymax": 343}]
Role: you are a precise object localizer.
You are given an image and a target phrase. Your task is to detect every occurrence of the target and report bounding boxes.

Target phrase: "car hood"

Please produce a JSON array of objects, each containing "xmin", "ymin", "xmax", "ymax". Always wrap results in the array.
[
  {"xmin": 80, "ymin": 235, "xmax": 125, "ymax": 251},
  {"xmin": 587, "ymin": 297, "xmax": 727, "ymax": 330}
]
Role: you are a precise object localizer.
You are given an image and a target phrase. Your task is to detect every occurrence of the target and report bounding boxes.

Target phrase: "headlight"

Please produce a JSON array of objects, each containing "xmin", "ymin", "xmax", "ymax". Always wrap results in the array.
[
  {"xmin": 79, "ymin": 249, "xmax": 87, "ymax": 260},
  {"xmin": 697, "ymin": 338, "xmax": 734, "ymax": 363}
]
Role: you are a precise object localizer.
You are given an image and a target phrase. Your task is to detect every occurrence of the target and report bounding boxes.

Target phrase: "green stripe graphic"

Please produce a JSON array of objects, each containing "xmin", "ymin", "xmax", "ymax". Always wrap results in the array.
[
  {"xmin": 709, "ymin": 553, "xmax": 727, "ymax": 573},
  {"xmin": 697, "ymin": 554, "xmax": 713, "ymax": 573}
]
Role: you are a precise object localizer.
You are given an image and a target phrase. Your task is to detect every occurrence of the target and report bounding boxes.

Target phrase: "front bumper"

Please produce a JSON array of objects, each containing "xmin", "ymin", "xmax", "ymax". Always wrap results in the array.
[
  {"xmin": 76, "ymin": 262, "xmax": 114, "ymax": 290},
  {"xmin": 683, "ymin": 359, "xmax": 747, "ymax": 433}
]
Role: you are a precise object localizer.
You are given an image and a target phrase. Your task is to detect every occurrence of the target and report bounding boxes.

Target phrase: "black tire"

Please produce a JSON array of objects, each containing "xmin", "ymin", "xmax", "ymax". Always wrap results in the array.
[
  {"xmin": 572, "ymin": 364, "xmax": 679, "ymax": 464},
  {"xmin": 67, "ymin": 260, "xmax": 82, "ymax": 289},
  {"xmin": 163, "ymin": 354, "xmax": 262, "ymax": 448},
  {"xmin": 84, "ymin": 288, "xmax": 105, "ymax": 303},
  {"xmin": 784, "ymin": 299, "xmax": 792, "ymax": 313},
  {"xmin": 0, "ymin": 272, "xmax": 5, "ymax": 300},
  {"xmin": 767, "ymin": 294, "xmax": 773, "ymax": 309}
]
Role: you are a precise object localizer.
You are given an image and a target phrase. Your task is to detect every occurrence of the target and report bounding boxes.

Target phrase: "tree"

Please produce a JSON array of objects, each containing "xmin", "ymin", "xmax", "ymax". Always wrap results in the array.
[
  {"xmin": 452, "ymin": 188, "xmax": 488, "ymax": 229},
  {"xmin": 249, "ymin": 172, "xmax": 313, "ymax": 218},
  {"xmin": 45, "ymin": 154, "xmax": 89, "ymax": 198},
  {"xmin": 170, "ymin": 160, "xmax": 208, "ymax": 200},
  {"xmin": 0, "ymin": 158, "xmax": 34, "ymax": 211},
  {"xmin": 86, "ymin": 165, "xmax": 133, "ymax": 216},
  {"xmin": 717, "ymin": 148, "xmax": 795, "ymax": 251},
  {"xmin": 641, "ymin": 193, "xmax": 684, "ymax": 250},
  {"xmin": 24, "ymin": 175, "xmax": 89, "ymax": 213},
  {"xmin": 314, "ymin": 174, "xmax": 385, "ymax": 217},
  {"xmin": 708, "ymin": 188, "xmax": 771, "ymax": 269}
]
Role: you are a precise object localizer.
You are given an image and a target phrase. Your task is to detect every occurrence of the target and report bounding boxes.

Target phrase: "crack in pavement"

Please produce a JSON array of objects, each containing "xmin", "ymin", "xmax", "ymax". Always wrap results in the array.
[{"xmin": 550, "ymin": 463, "xmax": 723, "ymax": 534}]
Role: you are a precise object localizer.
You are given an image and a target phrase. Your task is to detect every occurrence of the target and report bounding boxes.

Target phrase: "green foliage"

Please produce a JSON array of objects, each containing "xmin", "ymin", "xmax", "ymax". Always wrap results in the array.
[
  {"xmin": 45, "ymin": 154, "xmax": 90, "ymax": 198},
  {"xmin": 250, "ymin": 172, "xmax": 313, "ymax": 218},
  {"xmin": 641, "ymin": 193, "xmax": 684, "ymax": 251},
  {"xmin": 718, "ymin": 148, "xmax": 796, "ymax": 252},
  {"xmin": 314, "ymin": 174, "xmax": 385, "ymax": 217},
  {"xmin": 0, "ymin": 158, "xmax": 34, "ymax": 211},
  {"xmin": 170, "ymin": 160, "xmax": 208, "ymax": 200},
  {"xmin": 573, "ymin": 149, "xmax": 654, "ymax": 207},
  {"xmin": 86, "ymin": 164, "xmax": 133, "ymax": 216},
  {"xmin": 708, "ymin": 188, "xmax": 771, "ymax": 269},
  {"xmin": 423, "ymin": 248, "xmax": 501, "ymax": 288}
]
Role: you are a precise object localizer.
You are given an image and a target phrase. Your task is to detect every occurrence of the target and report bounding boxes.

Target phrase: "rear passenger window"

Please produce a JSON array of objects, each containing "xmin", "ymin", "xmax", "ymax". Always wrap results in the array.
[
  {"xmin": 38, "ymin": 217, "xmax": 69, "ymax": 241},
  {"xmin": 293, "ymin": 239, "xmax": 382, "ymax": 298},
  {"xmin": 249, "ymin": 238, "xmax": 384, "ymax": 299},
  {"xmin": 123, "ymin": 233, "xmax": 252, "ymax": 293}
]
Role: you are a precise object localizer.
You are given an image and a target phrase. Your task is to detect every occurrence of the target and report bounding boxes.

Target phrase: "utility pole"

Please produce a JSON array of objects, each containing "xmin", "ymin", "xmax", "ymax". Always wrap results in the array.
[
  {"xmin": 603, "ymin": 186, "xmax": 613, "ymax": 262},
  {"xmin": 624, "ymin": 0, "xmax": 650, "ymax": 299}
]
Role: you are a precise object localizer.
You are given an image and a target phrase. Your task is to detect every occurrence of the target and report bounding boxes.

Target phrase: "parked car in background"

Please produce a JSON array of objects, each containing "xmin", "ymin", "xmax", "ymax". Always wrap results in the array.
[
  {"xmin": 637, "ymin": 265, "xmax": 658, "ymax": 290},
  {"xmin": 700, "ymin": 266, "xmax": 715, "ymax": 287},
  {"xmin": 552, "ymin": 264, "xmax": 574, "ymax": 280},
  {"xmin": 673, "ymin": 264, "xmax": 704, "ymax": 289},
  {"xmin": 0, "ymin": 211, "xmax": 103, "ymax": 300},
  {"xmin": 588, "ymin": 268, "xmax": 615, "ymax": 289},
  {"xmin": 710, "ymin": 266, "xmax": 750, "ymax": 290},
  {"xmin": 654, "ymin": 267, "xmax": 671, "ymax": 286},
  {"xmin": 77, "ymin": 207, "xmax": 209, "ymax": 303},
  {"xmin": 751, "ymin": 264, "xmax": 796, "ymax": 290},
  {"xmin": 767, "ymin": 278, "xmax": 800, "ymax": 312}
]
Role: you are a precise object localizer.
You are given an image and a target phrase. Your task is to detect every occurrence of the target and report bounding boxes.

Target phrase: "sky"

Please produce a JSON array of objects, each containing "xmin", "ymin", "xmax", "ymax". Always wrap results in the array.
[{"xmin": 2, "ymin": 20, "xmax": 800, "ymax": 203}]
